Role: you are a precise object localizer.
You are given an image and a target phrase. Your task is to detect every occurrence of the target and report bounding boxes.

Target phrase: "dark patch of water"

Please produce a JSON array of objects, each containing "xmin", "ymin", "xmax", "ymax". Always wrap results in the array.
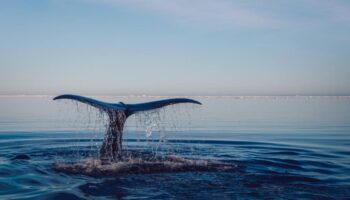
[{"xmin": 0, "ymin": 132, "xmax": 349, "ymax": 199}]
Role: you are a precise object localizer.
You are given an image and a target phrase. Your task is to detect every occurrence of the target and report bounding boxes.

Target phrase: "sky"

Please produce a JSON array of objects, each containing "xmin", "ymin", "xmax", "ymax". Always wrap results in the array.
[{"xmin": 0, "ymin": 0, "xmax": 349, "ymax": 96}]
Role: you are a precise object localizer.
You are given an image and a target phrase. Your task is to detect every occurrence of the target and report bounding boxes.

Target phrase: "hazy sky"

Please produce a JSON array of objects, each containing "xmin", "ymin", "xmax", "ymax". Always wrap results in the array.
[{"xmin": 1, "ymin": 0, "xmax": 349, "ymax": 95}]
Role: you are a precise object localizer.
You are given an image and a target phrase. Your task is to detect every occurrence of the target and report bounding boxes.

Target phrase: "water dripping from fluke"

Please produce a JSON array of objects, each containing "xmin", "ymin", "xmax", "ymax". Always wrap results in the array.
[{"xmin": 52, "ymin": 94, "xmax": 237, "ymax": 176}]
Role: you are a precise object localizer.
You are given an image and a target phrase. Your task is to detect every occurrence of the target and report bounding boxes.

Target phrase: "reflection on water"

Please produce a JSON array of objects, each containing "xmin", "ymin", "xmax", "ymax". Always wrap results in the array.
[{"xmin": 0, "ymin": 96, "xmax": 350, "ymax": 199}]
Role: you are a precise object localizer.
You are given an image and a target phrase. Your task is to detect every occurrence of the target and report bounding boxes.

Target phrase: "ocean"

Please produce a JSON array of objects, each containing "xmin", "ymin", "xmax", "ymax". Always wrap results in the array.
[{"xmin": 0, "ymin": 95, "xmax": 349, "ymax": 199}]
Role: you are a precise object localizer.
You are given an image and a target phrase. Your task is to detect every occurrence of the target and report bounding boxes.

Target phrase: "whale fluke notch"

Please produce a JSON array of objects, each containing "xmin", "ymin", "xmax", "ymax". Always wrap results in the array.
[{"xmin": 53, "ymin": 94, "xmax": 201, "ymax": 162}]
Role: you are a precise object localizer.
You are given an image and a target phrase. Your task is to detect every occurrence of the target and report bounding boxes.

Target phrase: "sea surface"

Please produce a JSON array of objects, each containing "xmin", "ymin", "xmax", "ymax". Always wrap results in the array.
[{"xmin": 0, "ymin": 95, "xmax": 349, "ymax": 199}]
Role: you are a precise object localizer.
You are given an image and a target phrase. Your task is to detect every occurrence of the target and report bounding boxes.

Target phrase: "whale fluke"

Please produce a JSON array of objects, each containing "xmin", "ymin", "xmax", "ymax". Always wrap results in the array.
[
  {"xmin": 53, "ymin": 94, "xmax": 201, "ymax": 162},
  {"xmin": 53, "ymin": 94, "xmax": 200, "ymax": 115},
  {"xmin": 53, "ymin": 94, "xmax": 127, "ymax": 111},
  {"xmin": 126, "ymin": 98, "xmax": 201, "ymax": 113}
]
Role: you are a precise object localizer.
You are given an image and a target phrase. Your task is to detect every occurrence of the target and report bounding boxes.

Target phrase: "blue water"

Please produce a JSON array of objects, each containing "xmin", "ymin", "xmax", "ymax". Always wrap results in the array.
[{"xmin": 0, "ymin": 96, "xmax": 350, "ymax": 199}]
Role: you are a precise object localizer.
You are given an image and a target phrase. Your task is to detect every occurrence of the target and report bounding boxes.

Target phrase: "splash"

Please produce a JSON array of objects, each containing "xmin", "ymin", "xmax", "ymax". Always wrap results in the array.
[
  {"xmin": 53, "ymin": 95, "xmax": 237, "ymax": 176},
  {"xmin": 53, "ymin": 153, "xmax": 237, "ymax": 177},
  {"xmin": 53, "ymin": 95, "xmax": 201, "ymax": 162}
]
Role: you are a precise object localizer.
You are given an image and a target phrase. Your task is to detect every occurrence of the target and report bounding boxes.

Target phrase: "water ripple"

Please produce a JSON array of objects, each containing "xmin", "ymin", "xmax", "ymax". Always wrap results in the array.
[{"xmin": 0, "ymin": 133, "xmax": 349, "ymax": 199}]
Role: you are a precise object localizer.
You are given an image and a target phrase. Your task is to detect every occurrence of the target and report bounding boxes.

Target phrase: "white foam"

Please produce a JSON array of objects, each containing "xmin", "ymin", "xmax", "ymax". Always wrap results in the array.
[{"xmin": 53, "ymin": 155, "xmax": 237, "ymax": 177}]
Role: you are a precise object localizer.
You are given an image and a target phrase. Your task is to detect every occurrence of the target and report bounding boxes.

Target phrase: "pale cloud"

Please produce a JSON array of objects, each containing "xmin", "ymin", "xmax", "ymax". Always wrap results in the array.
[
  {"xmin": 137, "ymin": 0, "xmax": 277, "ymax": 26},
  {"xmin": 316, "ymin": 0, "xmax": 350, "ymax": 22},
  {"xmin": 83, "ymin": 0, "xmax": 350, "ymax": 28},
  {"xmin": 87, "ymin": 0, "xmax": 277, "ymax": 27}
]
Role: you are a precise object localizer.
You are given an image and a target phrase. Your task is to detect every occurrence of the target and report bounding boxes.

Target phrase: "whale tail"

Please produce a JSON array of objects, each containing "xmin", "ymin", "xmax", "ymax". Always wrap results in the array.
[
  {"xmin": 53, "ymin": 94, "xmax": 201, "ymax": 117},
  {"xmin": 53, "ymin": 94, "xmax": 201, "ymax": 162}
]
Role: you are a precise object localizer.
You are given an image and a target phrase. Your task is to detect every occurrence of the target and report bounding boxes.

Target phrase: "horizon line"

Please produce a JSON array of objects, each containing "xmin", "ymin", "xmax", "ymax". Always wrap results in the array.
[{"xmin": 0, "ymin": 94, "xmax": 350, "ymax": 98}]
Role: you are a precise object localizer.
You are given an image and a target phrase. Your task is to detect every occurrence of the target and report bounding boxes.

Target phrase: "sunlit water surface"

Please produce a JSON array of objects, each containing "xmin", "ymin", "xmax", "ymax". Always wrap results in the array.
[{"xmin": 0, "ymin": 96, "xmax": 349, "ymax": 199}]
